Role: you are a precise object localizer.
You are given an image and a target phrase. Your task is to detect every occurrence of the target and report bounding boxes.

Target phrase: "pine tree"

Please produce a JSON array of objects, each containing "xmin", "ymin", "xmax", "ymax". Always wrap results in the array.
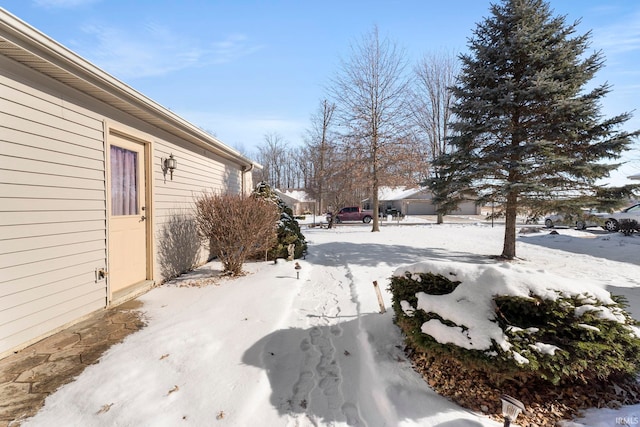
[
  {"xmin": 436, "ymin": 0, "xmax": 638, "ymax": 259},
  {"xmin": 253, "ymin": 182, "xmax": 307, "ymax": 260}
]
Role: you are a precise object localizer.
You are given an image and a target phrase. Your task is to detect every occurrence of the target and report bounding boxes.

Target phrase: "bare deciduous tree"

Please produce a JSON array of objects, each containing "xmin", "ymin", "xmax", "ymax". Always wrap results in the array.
[
  {"xmin": 254, "ymin": 132, "xmax": 289, "ymax": 188},
  {"xmin": 330, "ymin": 26, "xmax": 411, "ymax": 231},
  {"xmin": 411, "ymin": 50, "xmax": 459, "ymax": 223},
  {"xmin": 305, "ymin": 99, "xmax": 337, "ymax": 213}
]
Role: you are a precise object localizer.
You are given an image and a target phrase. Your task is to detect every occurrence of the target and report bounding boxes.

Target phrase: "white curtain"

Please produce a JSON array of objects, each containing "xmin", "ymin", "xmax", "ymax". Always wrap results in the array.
[{"xmin": 111, "ymin": 146, "xmax": 138, "ymax": 216}]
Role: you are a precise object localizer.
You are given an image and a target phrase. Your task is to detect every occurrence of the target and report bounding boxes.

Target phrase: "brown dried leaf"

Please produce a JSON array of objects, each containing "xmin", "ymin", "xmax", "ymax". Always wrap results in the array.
[{"xmin": 96, "ymin": 403, "xmax": 113, "ymax": 415}]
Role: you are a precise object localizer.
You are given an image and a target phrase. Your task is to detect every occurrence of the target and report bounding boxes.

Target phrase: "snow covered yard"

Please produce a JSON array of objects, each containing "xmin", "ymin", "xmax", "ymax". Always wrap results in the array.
[{"xmin": 22, "ymin": 223, "xmax": 640, "ymax": 426}]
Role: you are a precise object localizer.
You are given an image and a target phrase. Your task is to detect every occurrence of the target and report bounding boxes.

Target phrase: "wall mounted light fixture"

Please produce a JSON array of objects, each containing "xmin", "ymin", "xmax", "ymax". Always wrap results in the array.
[{"xmin": 162, "ymin": 153, "xmax": 177, "ymax": 181}]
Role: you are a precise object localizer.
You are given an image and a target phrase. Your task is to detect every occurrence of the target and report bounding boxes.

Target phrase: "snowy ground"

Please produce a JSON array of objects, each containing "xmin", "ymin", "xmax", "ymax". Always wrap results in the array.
[{"xmin": 22, "ymin": 218, "xmax": 640, "ymax": 427}]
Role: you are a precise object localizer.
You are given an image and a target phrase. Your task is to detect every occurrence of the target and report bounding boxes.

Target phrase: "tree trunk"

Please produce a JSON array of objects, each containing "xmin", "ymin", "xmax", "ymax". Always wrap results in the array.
[
  {"xmin": 501, "ymin": 192, "xmax": 517, "ymax": 259},
  {"xmin": 371, "ymin": 142, "xmax": 380, "ymax": 232},
  {"xmin": 372, "ymin": 188, "xmax": 380, "ymax": 231}
]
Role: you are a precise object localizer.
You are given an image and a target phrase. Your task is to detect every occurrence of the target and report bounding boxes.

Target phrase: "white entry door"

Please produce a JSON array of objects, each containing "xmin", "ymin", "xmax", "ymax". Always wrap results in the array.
[{"xmin": 108, "ymin": 134, "xmax": 148, "ymax": 294}]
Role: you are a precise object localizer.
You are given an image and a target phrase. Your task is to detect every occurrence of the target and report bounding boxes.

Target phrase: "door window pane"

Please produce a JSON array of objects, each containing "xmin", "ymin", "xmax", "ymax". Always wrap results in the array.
[{"xmin": 111, "ymin": 145, "xmax": 138, "ymax": 216}]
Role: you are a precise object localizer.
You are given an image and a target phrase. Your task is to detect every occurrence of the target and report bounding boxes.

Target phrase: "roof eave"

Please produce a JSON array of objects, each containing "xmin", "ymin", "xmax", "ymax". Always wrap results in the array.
[{"xmin": 0, "ymin": 8, "xmax": 258, "ymax": 169}]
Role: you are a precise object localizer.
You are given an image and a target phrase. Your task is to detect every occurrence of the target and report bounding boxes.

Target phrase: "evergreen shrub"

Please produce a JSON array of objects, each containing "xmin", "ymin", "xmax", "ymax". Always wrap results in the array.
[
  {"xmin": 253, "ymin": 182, "xmax": 308, "ymax": 260},
  {"xmin": 389, "ymin": 271, "xmax": 640, "ymax": 386}
]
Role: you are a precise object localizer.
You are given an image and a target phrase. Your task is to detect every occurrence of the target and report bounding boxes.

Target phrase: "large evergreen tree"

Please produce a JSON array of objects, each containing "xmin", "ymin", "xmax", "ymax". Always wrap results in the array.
[{"xmin": 436, "ymin": 0, "xmax": 637, "ymax": 259}]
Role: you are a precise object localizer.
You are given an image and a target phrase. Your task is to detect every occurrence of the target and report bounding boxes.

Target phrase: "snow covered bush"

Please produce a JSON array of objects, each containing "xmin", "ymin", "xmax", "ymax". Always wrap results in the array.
[
  {"xmin": 389, "ymin": 261, "xmax": 640, "ymax": 386},
  {"xmin": 253, "ymin": 182, "xmax": 307, "ymax": 260},
  {"xmin": 194, "ymin": 191, "xmax": 279, "ymax": 275}
]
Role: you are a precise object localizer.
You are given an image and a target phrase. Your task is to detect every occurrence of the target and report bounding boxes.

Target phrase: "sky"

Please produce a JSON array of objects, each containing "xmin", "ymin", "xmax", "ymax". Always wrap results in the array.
[
  {"xmin": 18, "ymin": 217, "xmax": 640, "ymax": 426},
  {"xmin": 2, "ymin": 0, "xmax": 640, "ymax": 184}
]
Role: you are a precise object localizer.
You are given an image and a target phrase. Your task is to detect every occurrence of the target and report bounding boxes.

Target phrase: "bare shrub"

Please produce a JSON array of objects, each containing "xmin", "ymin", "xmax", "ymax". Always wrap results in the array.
[{"xmin": 194, "ymin": 192, "xmax": 279, "ymax": 275}]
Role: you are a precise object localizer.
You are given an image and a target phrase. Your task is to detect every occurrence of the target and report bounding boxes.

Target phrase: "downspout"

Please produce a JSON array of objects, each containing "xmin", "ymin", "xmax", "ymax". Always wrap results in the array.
[{"xmin": 241, "ymin": 163, "xmax": 255, "ymax": 195}]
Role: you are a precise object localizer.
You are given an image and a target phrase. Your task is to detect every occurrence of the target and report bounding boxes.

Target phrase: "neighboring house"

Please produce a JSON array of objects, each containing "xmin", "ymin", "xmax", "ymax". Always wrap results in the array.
[
  {"xmin": 275, "ymin": 189, "xmax": 315, "ymax": 216},
  {"xmin": 364, "ymin": 186, "xmax": 481, "ymax": 216},
  {"xmin": 0, "ymin": 10, "xmax": 258, "ymax": 357},
  {"xmin": 629, "ymin": 173, "xmax": 640, "ymax": 180}
]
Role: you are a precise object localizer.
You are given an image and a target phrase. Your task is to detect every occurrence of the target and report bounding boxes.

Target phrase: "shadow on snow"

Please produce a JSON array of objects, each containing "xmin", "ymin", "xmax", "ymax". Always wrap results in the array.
[
  {"xmin": 242, "ymin": 312, "xmax": 493, "ymax": 426},
  {"xmin": 307, "ymin": 241, "xmax": 495, "ymax": 269},
  {"xmin": 518, "ymin": 230, "xmax": 640, "ymax": 267}
]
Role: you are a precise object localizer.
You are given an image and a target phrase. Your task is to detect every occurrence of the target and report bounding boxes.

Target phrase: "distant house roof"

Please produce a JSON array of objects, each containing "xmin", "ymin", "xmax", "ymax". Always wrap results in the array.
[
  {"xmin": 275, "ymin": 189, "xmax": 315, "ymax": 203},
  {"xmin": 376, "ymin": 186, "xmax": 427, "ymax": 201}
]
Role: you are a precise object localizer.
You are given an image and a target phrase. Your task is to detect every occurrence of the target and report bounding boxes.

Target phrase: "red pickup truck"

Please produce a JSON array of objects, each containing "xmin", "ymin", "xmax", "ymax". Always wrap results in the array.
[{"xmin": 329, "ymin": 206, "xmax": 374, "ymax": 223}]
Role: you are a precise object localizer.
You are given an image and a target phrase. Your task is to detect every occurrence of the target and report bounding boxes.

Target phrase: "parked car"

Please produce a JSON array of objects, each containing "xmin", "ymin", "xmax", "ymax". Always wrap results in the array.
[
  {"xmin": 544, "ymin": 210, "xmax": 601, "ymax": 230},
  {"xmin": 328, "ymin": 206, "xmax": 374, "ymax": 223},
  {"xmin": 597, "ymin": 203, "xmax": 640, "ymax": 232}
]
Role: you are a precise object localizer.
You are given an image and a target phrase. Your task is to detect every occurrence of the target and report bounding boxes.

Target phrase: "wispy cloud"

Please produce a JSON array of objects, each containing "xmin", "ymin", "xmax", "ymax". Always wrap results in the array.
[
  {"xmin": 33, "ymin": 0, "xmax": 100, "ymax": 8},
  {"xmin": 591, "ymin": 11, "xmax": 640, "ymax": 55},
  {"xmin": 211, "ymin": 34, "xmax": 263, "ymax": 64},
  {"xmin": 73, "ymin": 22, "xmax": 263, "ymax": 80}
]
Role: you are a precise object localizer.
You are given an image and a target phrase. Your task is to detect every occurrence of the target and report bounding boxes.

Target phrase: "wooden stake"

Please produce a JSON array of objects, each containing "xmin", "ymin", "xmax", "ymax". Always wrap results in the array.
[{"xmin": 372, "ymin": 281, "xmax": 386, "ymax": 313}]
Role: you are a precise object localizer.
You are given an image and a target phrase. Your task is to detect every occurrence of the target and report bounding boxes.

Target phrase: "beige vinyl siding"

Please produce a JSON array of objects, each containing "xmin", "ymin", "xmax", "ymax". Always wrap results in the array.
[
  {"xmin": 151, "ymin": 140, "xmax": 243, "ymax": 281},
  {"xmin": 1, "ymin": 17, "xmax": 256, "ymax": 356},
  {"xmin": 154, "ymin": 143, "xmax": 241, "ymax": 210},
  {"xmin": 0, "ymin": 56, "xmax": 107, "ymax": 355}
]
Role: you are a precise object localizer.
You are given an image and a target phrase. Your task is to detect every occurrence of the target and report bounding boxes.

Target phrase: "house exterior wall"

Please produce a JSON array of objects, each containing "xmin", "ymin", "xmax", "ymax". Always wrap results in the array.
[
  {"xmin": 274, "ymin": 191, "xmax": 315, "ymax": 216},
  {"xmin": 1, "ymin": 54, "xmax": 108, "ymax": 355},
  {"xmin": 451, "ymin": 200, "xmax": 481, "ymax": 215},
  {"xmin": 405, "ymin": 200, "xmax": 480, "ymax": 215},
  {"xmin": 0, "ymin": 51, "xmax": 251, "ymax": 357},
  {"xmin": 152, "ymin": 136, "xmax": 244, "ymax": 282},
  {"xmin": 406, "ymin": 201, "xmax": 437, "ymax": 215}
]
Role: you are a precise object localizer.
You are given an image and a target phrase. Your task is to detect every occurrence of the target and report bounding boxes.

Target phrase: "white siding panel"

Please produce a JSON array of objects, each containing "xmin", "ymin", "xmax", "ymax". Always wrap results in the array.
[
  {"xmin": 0, "ymin": 184, "xmax": 104, "ymax": 200},
  {"xmin": 2, "ymin": 99, "xmax": 103, "ymax": 141},
  {"xmin": 1, "ymin": 220, "xmax": 105, "ymax": 240},
  {"xmin": 0, "ymin": 229, "xmax": 105, "ymax": 255},
  {"xmin": 151, "ymin": 140, "xmax": 243, "ymax": 282},
  {"xmin": 3, "ymin": 127, "xmax": 104, "ymax": 161},
  {"xmin": 0, "ymin": 291, "xmax": 105, "ymax": 354},
  {"xmin": 0, "ymin": 240, "xmax": 105, "ymax": 269},
  {"xmin": 1, "ymin": 261, "xmax": 103, "ymax": 297},
  {"xmin": 1, "ymin": 112, "xmax": 103, "ymax": 150},
  {"xmin": 1, "ymin": 276, "xmax": 102, "ymax": 329},
  {"xmin": 0, "ymin": 249, "xmax": 106, "ymax": 285},
  {"xmin": 1, "ymin": 169, "xmax": 104, "ymax": 190},
  {"xmin": 1, "ymin": 198, "xmax": 105, "ymax": 212},
  {"xmin": 1, "ymin": 60, "xmax": 108, "ymax": 355},
  {"xmin": 0, "ymin": 156, "xmax": 105, "ymax": 181},
  {"xmin": 1, "ymin": 81, "xmax": 101, "ymax": 131},
  {"xmin": 0, "ymin": 210, "xmax": 105, "ymax": 226},
  {"xmin": 2, "ymin": 140, "xmax": 104, "ymax": 171}
]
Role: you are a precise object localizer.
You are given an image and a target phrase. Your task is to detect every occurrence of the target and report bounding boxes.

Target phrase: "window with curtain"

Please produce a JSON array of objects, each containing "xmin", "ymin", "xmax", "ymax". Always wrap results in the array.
[{"xmin": 110, "ymin": 145, "xmax": 138, "ymax": 216}]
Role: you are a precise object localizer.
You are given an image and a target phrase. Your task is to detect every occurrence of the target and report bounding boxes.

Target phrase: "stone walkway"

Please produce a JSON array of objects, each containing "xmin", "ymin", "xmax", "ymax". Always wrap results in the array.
[{"xmin": 0, "ymin": 299, "xmax": 145, "ymax": 426}]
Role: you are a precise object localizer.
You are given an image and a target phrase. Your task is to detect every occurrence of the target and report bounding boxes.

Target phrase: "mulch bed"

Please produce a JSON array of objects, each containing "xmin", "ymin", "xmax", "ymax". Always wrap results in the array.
[{"xmin": 406, "ymin": 346, "xmax": 640, "ymax": 426}]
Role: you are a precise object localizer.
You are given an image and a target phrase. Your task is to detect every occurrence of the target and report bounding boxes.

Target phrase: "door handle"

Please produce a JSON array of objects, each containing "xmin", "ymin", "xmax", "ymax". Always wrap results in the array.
[{"xmin": 140, "ymin": 215, "xmax": 146, "ymax": 221}]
